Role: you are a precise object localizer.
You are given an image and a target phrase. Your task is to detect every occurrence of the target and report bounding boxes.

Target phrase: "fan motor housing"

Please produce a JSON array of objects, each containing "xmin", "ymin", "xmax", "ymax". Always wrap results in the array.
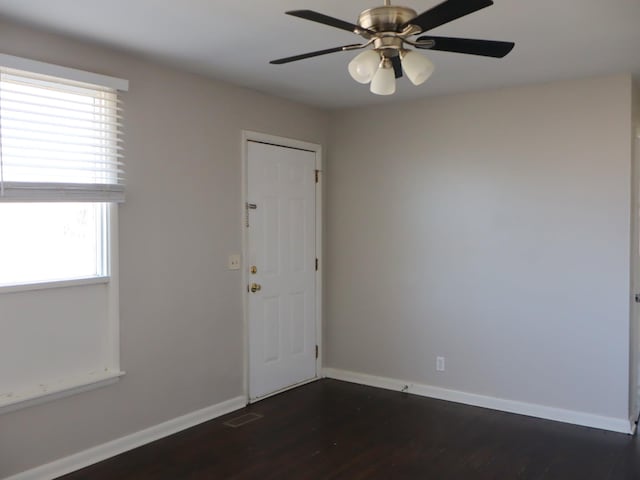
[{"xmin": 357, "ymin": 6, "xmax": 418, "ymax": 33}]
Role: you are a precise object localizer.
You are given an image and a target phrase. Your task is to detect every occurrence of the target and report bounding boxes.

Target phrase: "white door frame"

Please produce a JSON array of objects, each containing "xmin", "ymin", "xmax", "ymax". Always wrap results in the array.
[{"xmin": 241, "ymin": 130, "xmax": 323, "ymax": 403}]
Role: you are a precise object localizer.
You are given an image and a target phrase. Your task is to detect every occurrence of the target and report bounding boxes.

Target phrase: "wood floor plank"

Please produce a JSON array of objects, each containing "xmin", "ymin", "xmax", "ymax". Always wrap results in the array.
[{"xmin": 58, "ymin": 379, "xmax": 639, "ymax": 479}]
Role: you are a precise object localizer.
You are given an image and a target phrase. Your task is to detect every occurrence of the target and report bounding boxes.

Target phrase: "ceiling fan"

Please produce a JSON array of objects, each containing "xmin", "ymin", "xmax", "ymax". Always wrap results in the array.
[{"xmin": 270, "ymin": 0, "xmax": 514, "ymax": 95}]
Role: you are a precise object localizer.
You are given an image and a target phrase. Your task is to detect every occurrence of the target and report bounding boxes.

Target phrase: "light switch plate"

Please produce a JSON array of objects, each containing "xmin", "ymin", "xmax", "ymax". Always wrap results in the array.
[{"xmin": 228, "ymin": 254, "xmax": 241, "ymax": 270}]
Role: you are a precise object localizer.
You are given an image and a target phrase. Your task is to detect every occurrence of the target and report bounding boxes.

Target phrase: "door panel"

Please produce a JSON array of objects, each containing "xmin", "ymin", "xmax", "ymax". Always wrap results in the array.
[{"xmin": 248, "ymin": 141, "xmax": 316, "ymax": 400}]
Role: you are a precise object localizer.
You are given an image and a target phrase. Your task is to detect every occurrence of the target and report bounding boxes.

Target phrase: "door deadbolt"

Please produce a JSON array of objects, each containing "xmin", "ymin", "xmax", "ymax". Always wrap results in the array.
[
  {"xmin": 250, "ymin": 266, "xmax": 258, "ymax": 274},
  {"xmin": 250, "ymin": 283, "xmax": 262, "ymax": 293}
]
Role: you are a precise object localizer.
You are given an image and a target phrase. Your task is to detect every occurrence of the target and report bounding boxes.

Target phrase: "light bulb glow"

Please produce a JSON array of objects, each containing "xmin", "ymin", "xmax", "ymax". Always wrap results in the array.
[
  {"xmin": 370, "ymin": 61, "xmax": 396, "ymax": 96},
  {"xmin": 401, "ymin": 50, "xmax": 435, "ymax": 86},
  {"xmin": 348, "ymin": 50, "xmax": 381, "ymax": 84}
]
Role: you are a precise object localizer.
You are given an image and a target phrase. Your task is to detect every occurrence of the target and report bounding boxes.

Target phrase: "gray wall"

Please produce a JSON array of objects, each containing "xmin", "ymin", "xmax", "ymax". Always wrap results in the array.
[
  {"xmin": 0, "ymin": 20, "xmax": 328, "ymax": 478},
  {"xmin": 326, "ymin": 75, "xmax": 633, "ymax": 421}
]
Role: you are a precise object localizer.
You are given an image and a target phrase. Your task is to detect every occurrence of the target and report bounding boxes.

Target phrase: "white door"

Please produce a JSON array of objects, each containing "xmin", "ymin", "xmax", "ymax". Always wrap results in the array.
[{"xmin": 247, "ymin": 140, "xmax": 317, "ymax": 400}]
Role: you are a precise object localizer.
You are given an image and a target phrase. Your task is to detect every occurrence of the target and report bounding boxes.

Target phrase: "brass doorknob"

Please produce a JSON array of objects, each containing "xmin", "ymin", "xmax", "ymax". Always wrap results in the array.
[{"xmin": 250, "ymin": 283, "xmax": 262, "ymax": 293}]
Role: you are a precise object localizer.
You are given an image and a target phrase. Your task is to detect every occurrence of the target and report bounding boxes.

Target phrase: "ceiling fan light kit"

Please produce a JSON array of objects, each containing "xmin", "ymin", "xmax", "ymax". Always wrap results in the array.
[
  {"xmin": 399, "ymin": 50, "xmax": 434, "ymax": 86},
  {"xmin": 348, "ymin": 50, "xmax": 380, "ymax": 84},
  {"xmin": 370, "ymin": 59, "xmax": 397, "ymax": 95},
  {"xmin": 270, "ymin": 0, "xmax": 515, "ymax": 96}
]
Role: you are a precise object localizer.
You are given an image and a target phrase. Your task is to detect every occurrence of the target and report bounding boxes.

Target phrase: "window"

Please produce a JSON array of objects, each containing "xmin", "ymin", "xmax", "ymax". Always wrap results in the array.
[
  {"xmin": 0, "ymin": 55, "xmax": 128, "ymax": 413},
  {"xmin": 0, "ymin": 202, "xmax": 107, "ymax": 286},
  {"xmin": 0, "ymin": 56, "xmax": 125, "ymax": 288}
]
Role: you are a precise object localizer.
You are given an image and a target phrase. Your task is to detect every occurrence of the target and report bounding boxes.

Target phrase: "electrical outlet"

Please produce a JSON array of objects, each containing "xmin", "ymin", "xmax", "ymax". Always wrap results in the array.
[
  {"xmin": 228, "ymin": 254, "xmax": 241, "ymax": 270},
  {"xmin": 436, "ymin": 356, "xmax": 445, "ymax": 372}
]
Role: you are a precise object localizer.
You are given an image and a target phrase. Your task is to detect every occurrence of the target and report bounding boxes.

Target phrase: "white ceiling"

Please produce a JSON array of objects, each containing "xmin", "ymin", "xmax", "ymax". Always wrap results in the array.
[{"xmin": 0, "ymin": 0, "xmax": 638, "ymax": 109}]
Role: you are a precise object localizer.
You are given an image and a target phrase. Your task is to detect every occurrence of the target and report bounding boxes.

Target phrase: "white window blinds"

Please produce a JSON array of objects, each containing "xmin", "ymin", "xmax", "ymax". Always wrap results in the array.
[{"xmin": 0, "ymin": 55, "xmax": 128, "ymax": 202}]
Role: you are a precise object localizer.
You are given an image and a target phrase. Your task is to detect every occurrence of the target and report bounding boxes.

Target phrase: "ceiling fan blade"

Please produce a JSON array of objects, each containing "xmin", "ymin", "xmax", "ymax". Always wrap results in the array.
[
  {"xmin": 416, "ymin": 36, "xmax": 514, "ymax": 58},
  {"xmin": 391, "ymin": 56, "xmax": 403, "ymax": 79},
  {"xmin": 270, "ymin": 45, "xmax": 360, "ymax": 65},
  {"xmin": 286, "ymin": 10, "xmax": 371, "ymax": 34},
  {"xmin": 402, "ymin": 0, "xmax": 494, "ymax": 33}
]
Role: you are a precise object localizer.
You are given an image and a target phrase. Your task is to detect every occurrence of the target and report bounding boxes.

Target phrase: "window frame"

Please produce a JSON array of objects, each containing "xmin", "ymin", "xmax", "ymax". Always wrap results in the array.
[
  {"xmin": 0, "ymin": 54, "xmax": 127, "ymax": 292},
  {"xmin": 0, "ymin": 54, "xmax": 127, "ymax": 414}
]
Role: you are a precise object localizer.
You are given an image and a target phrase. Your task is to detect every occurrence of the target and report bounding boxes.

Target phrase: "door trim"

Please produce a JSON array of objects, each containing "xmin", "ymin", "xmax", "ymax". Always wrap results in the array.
[{"xmin": 241, "ymin": 130, "xmax": 323, "ymax": 403}]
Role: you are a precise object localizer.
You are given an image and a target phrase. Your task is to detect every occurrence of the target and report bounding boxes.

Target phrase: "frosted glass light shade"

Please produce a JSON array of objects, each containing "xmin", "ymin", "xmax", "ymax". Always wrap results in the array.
[
  {"xmin": 348, "ymin": 50, "xmax": 380, "ymax": 84},
  {"xmin": 401, "ymin": 51, "xmax": 435, "ymax": 86},
  {"xmin": 370, "ymin": 63, "xmax": 396, "ymax": 95}
]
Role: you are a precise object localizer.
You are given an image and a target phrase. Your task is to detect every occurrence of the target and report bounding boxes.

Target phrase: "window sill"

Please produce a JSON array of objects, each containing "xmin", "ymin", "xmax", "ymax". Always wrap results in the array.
[
  {"xmin": 0, "ymin": 369, "xmax": 125, "ymax": 415},
  {"xmin": 0, "ymin": 276, "xmax": 110, "ymax": 294}
]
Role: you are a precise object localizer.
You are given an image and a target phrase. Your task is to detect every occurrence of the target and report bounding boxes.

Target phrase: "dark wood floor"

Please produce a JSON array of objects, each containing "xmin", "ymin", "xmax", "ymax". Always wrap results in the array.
[{"xmin": 59, "ymin": 379, "xmax": 640, "ymax": 479}]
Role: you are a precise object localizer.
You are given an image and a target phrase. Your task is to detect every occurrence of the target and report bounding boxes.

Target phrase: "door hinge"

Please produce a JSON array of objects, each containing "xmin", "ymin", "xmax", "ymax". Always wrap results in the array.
[
  {"xmin": 315, "ymin": 345, "xmax": 319, "ymax": 359},
  {"xmin": 635, "ymin": 293, "xmax": 640, "ymax": 303},
  {"xmin": 315, "ymin": 169, "xmax": 319, "ymax": 183},
  {"xmin": 315, "ymin": 258, "xmax": 318, "ymax": 271}
]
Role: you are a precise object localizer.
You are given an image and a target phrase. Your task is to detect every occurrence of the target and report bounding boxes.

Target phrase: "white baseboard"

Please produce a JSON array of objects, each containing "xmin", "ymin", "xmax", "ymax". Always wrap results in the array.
[
  {"xmin": 323, "ymin": 368, "xmax": 633, "ymax": 435},
  {"xmin": 6, "ymin": 396, "xmax": 246, "ymax": 480}
]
